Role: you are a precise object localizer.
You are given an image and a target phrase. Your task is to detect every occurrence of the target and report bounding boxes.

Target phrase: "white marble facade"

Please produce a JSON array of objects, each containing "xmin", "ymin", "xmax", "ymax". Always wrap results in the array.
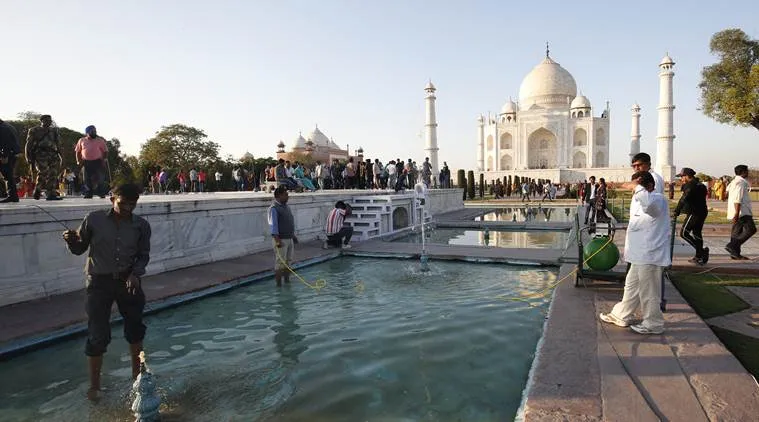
[{"xmin": 477, "ymin": 51, "xmax": 610, "ymax": 181}]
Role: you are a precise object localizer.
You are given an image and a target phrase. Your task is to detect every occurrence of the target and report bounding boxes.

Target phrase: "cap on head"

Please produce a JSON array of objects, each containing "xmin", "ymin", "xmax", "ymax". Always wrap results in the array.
[
  {"xmin": 85, "ymin": 125, "xmax": 96, "ymax": 134},
  {"xmin": 675, "ymin": 167, "xmax": 696, "ymax": 177}
]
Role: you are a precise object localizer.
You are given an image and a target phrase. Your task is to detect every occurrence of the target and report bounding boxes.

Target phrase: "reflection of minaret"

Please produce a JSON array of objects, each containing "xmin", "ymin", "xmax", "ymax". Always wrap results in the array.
[
  {"xmin": 656, "ymin": 54, "xmax": 676, "ymax": 180},
  {"xmin": 630, "ymin": 103, "xmax": 641, "ymax": 161},
  {"xmin": 424, "ymin": 81, "xmax": 440, "ymax": 183},
  {"xmin": 476, "ymin": 115, "xmax": 485, "ymax": 171}
]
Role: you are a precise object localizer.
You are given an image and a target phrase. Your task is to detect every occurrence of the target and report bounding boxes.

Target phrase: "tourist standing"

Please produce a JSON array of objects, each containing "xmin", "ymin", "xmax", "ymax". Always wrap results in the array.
[
  {"xmin": 268, "ymin": 186, "xmax": 298, "ymax": 286},
  {"xmin": 215, "ymin": 170, "xmax": 223, "ymax": 191},
  {"xmin": 583, "ymin": 176, "xmax": 597, "ymax": 224},
  {"xmin": 344, "ymin": 157, "xmax": 356, "ymax": 189},
  {"xmin": 673, "ymin": 167, "xmax": 709, "ymax": 265},
  {"xmin": 600, "ymin": 171, "xmax": 670, "ymax": 335},
  {"xmin": 178, "ymin": 170, "xmax": 187, "ymax": 193},
  {"xmin": 198, "ymin": 169, "xmax": 206, "ymax": 192},
  {"xmin": 725, "ymin": 164, "xmax": 756, "ymax": 260},
  {"xmin": 62, "ymin": 183, "xmax": 151, "ymax": 400},
  {"xmin": 422, "ymin": 157, "xmax": 432, "ymax": 188},
  {"xmin": 595, "ymin": 178, "xmax": 608, "ymax": 220},
  {"xmin": 0, "ymin": 118, "xmax": 21, "ymax": 203},
  {"xmin": 75, "ymin": 125, "xmax": 108, "ymax": 199},
  {"xmin": 25, "ymin": 114, "xmax": 63, "ymax": 200},
  {"xmin": 324, "ymin": 201, "xmax": 354, "ymax": 249},
  {"xmin": 189, "ymin": 168, "xmax": 198, "ymax": 192}
]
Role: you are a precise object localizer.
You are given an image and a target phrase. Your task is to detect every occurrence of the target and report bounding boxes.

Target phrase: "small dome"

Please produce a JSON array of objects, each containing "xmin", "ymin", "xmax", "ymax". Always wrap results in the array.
[
  {"xmin": 500, "ymin": 99, "xmax": 517, "ymax": 114},
  {"xmin": 241, "ymin": 151, "xmax": 254, "ymax": 160},
  {"xmin": 518, "ymin": 55, "xmax": 577, "ymax": 108},
  {"xmin": 276, "ymin": 140, "xmax": 285, "ymax": 148},
  {"xmin": 631, "ymin": 102, "xmax": 641, "ymax": 111},
  {"xmin": 476, "ymin": 114, "xmax": 484, "ymax": 123},
  {"xmin": 660, "ymin": 54, "xmax": 675, "ymax": 66},
  {"xmin": 307, "ymin": 126, "xmax": 331, "ymax": 147},
  {"xmin": 291, "ymin": 134, "xmax": 307, "ymax": 150},
  {"xmin": 425, "ymin": 81, "xmax": 436, "ymax": 91},
  {"xmin": 570, "ymin": 95, "xmax": 591, "ymax": 109}
]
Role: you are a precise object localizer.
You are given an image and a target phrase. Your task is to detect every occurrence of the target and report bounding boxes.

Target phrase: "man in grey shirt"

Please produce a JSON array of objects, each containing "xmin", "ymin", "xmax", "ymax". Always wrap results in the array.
[{"xmin": 63, "ymin": 183, "xmax": 151, "ymax": 401}]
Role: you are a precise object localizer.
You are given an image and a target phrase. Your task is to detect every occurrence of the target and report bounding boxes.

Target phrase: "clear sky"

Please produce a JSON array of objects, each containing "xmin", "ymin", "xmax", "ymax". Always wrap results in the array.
[{"xmin": 2, "ymin": 0, "xmax": 757, "ymax": 177}]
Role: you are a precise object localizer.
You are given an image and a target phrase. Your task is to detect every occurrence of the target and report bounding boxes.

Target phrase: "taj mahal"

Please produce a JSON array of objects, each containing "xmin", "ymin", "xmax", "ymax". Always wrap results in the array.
[{"xmin": 475, "ymin": 47, "xmax": 676, "ymax": 183}]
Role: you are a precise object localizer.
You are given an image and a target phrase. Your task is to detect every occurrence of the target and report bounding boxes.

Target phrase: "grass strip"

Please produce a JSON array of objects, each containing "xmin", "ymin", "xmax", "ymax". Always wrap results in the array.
[
  {"xmin": 709, "ymin": 325, "xmax": 759, "ymax": 380},
  {"xmin": 671, "ymin": 273, "xmax": 751, "ymax": 319}
]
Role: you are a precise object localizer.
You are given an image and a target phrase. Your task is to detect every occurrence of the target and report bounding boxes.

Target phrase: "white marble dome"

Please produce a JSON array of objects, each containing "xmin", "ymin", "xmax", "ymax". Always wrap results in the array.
[
  {"xmin": 500, "ymin": 99, "xmax": 517, "ymax": 114},
  {"xmin": 570, "ymin": 94, "xmax": 591, "ymax": 109},
  {"xmin": 518, "ymin": 56, "xmax": 577, "ymax": 107},
  {"xmin": 291, "ymin": 134, "xmax": 307, "ymax": 149}
]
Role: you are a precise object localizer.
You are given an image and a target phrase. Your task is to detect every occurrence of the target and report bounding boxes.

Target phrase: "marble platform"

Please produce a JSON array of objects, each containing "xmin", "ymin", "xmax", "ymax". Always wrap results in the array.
[{"xmin": 0, "ymin": 189, "xmax": 464, "ymax": 306}]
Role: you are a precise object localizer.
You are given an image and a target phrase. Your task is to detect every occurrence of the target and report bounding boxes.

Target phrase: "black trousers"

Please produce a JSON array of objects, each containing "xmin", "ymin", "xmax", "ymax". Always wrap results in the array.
[
  {"xmin": 680, "ymin": 213, "xmax": 706, "ymax": 257},
  {"xmin": 83, "ymin": 159, "xmax": 105, "ymax": 197},
  {"xmin": 327, "ymin": 226, "xmax": 354, "ymax": 247},
  {"xmin": 585, "ymin": 201, "xmax": 596, "ymax": 223},
  {"xmin": 85, "ymin": 274, "xmax": 146, "ymax": 356},
  {"xmin": 0, "ymin": 154, "xmax": 17, "ymax": 199},
  {"xmin": 727, "ymin": 215, "xmax": 757, "ymax": 255}
]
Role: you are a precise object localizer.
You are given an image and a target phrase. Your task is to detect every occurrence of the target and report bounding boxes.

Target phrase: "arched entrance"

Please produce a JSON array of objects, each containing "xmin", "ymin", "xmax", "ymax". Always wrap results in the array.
[
  {"xmin": 573, "ymin": 128, "xmax": 587, "ymax": 146},
  {"xmin": 392, "ymin": 207, "xmax": 409, "ymax": 230},
  {"xmin": 572, "ymin": 151, "xmax": 587, "ymax": 168},
  {"xmin": 527, "ymin": 128, "xmax": 558, "ymax": 169},
  {"xmin": 595, "ymin": 151, "xmax": 605, "ymax": 167},
  {"xmin": 500, "ymin": 154, "xmax": 513, "ymax": 170}
]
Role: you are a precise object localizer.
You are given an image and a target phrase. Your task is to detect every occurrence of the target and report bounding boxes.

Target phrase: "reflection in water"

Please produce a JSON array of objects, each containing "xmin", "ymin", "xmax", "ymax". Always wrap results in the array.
[
  {"xmin": 475, "ymin": 207, "xmax": 577, "ymax": 223},
  {"xmin": 398, "ymin": 228, "xmax": 568, "ymax": 249}
]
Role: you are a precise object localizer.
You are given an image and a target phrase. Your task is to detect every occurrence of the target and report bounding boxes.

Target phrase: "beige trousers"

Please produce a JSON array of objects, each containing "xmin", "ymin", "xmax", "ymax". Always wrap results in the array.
[{"xmin": 610, "ymin": 263, "xmax": 665, "ymax": 331}]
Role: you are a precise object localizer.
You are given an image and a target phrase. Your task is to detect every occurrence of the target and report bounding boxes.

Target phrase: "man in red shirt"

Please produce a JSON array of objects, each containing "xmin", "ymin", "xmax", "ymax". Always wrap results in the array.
[
  {"xmin": 75, "ymin": 125, "xmax": 108, "ymax": 198},
  {"xmin": 198, "ymin": 170, "xmax": 206, "ymax": 192}
]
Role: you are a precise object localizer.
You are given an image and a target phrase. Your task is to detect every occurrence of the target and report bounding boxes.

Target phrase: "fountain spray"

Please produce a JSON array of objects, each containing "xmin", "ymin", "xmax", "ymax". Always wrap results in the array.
[
  {"xmin": 415, "ymin": 183, "xmax": 430, "ymax": 272},
  {"xmin": 131, "ymin": 351, "xmax": 161, "ymax": 421}
]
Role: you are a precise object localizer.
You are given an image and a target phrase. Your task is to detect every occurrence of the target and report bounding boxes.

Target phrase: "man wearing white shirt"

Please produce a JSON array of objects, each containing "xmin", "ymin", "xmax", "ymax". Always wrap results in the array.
[
  {"xmin": 600, "ymin": 171, "xmax": 671, "ymax": 335},
  {"xmin": 725, "ymin": 164, "xmax": 756, "ymax": 260},
  {"xmin": 583, "ymin": 176, "xmax": 597, "ymax": 224}
]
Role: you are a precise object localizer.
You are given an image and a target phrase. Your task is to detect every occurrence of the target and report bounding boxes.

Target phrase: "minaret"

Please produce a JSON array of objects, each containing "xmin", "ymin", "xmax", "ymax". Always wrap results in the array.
[
  {"xmin": 477, "ymin": 115, "xmax": 485, "ymax": 171},
  {"xmin": 424, "ymin": 81, "xmax": 440, "ymax": 182},
  {"xmin": 630, "ymin": 103, "xmax": 641, "ymax": 161},
  {"xmin": 656, "ymin": 54, "xmax": 676, "ymax": 180}
]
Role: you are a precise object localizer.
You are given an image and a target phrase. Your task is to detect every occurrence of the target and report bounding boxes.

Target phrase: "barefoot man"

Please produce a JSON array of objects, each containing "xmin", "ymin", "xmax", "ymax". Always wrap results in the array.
[{"xmin": 62, "ymin": 183, "xmax": 151, "ymax": 400}]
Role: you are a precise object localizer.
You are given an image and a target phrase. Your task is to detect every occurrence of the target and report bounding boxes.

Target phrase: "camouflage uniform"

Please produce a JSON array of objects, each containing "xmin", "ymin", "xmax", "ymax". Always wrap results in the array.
[{"xmin": 26, "ymin": 125, "xmax": 62, "ymax": 198}]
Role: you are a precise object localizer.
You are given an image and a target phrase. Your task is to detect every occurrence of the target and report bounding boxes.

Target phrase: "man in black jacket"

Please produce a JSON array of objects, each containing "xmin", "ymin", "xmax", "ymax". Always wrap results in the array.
[
  {"xmin": 583, "ymin": 176, "xmax": 597, "ymax": 225},
  {"xmin": 674, "ymin": 168, "xmax": 709, "ymax": 265},
  {"xmin": 0, "ymin": 119, "xmax": 21, "ymax": 203}
]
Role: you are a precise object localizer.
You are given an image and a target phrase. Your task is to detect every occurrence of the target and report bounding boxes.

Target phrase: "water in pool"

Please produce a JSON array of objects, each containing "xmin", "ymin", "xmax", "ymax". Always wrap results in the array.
[
  {"xmin": 397, "ymin": 227, "xmax": 569, "ymax": 249},
  {"xmin": 475, "ymin": 206, "xmax": 577, "ymax": 223},
  {"xmin": 0, "ymin": 257, "xmax": 556, "ymax": 421}
]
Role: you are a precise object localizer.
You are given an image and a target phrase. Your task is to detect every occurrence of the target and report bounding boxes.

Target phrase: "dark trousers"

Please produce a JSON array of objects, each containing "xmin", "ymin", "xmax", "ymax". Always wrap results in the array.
[
  {"xmin": 727, "ymin": 215, "xmax": 757, "ymax": 255},
  {"xmin": 85, "ymin": 274, "xmax": 146, "ymax": 356},
  {"xmin": 83, "ymin": 159, "xmax": 104, "ymax": 197},
  {"xmin": 0, "ymin": 154, "xmax": 17, "ymax": 199},
  {"xmin": 327, "ymin": 226, "xmax": 354, "ymax": 247},
  {"xmin": 681, "ymin": 213, "xmax": 706, "ymax": 257},
  {"xmin": 585, "ymin": 201, "xmax": 596, "ymax": 224}
]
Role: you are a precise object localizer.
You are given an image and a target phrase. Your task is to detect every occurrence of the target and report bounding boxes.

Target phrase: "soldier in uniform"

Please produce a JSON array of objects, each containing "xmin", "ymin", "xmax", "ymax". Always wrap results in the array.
[{"xmin": 25, "ymin": 114, "xmax": 63, "ymax": 200}]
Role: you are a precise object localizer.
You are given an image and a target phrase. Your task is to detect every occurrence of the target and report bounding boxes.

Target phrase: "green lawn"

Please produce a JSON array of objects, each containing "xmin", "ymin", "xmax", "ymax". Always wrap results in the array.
[{"xmin": 671, "ymin": 273, "xmax": 759, "ymax": 379}]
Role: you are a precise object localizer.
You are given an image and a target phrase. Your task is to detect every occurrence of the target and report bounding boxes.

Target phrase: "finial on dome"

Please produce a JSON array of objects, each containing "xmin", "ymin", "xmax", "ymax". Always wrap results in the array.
[{"xmin": 546, "ymin": 41, "xmax": 550, "ymax": 58}]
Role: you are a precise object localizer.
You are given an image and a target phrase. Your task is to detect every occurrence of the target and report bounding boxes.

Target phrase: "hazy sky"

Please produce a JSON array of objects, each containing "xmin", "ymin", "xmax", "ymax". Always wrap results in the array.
[{"xmin": 2, "ymin": 0, "xmax": 757, "ymax": 176}]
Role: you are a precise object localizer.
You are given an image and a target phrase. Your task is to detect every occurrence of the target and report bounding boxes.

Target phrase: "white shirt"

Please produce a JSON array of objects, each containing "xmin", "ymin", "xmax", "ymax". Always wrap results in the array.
[
  {"xmin": 727, "ymin": 175, "xmax": 753, "ymax": 219},
  {"xmin": 215, "ymin": 171, "xmax": 222, "ymax": 181},
  {"xmin": 624, "ymin": 185, "xmax": 671, "ymax": 266},
  {"xmin": 649, "ymin": 170, "xmax": 665, "ymax": 195},
  {"xmin": 589, "ymin": 184, "xmax": 596, "ymax": 200}
]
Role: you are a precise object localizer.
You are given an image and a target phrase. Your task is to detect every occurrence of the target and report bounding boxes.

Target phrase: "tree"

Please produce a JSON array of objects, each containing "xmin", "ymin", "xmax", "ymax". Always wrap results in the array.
[
  {"xmin": 139, "ymin": 124, "xmax": 221, "ymax": 171},
  {"xmin": 478, "ymin": 173, "xmax": 485, "ymax": 198},
  {"xmin": 699, "ymin": 29, "xmax": 759, "ymax": 131},
  {"xmin": 467, "ymin": 171, "xmax": 475, "ymax": 200}
]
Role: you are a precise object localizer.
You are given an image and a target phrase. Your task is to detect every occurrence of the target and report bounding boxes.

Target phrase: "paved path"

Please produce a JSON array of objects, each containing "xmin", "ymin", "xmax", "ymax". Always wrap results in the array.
[{"xmin": 522, "ymin": 265, "xmax": 759, "ymax": 421}]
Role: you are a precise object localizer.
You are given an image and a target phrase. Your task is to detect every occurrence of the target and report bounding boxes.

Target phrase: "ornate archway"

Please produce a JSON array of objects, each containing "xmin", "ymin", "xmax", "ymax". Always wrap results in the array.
[
  {"xmin": 595, "ymin": 151, "xmax": 605, "ymax": 167},
  {"xmin": 392, "ymin": 207, "xmax": 409, "ymax": 230},
  {"xmin": 527, "ymin": 128, "xmax": 558, "ymax": 169},
  {"xmin": 573, "ymin": 128, "xmax": 587, "ymax": 146},
  {"xmin": 486, "ymin": 135, "xmax": 494, "ymax": 151},
  {"xmin": 595, "ymin": 128, "xmax": 606, "ymax": 146},
  {"xmin": 572, "ymin": 151, "xmax": 587, "ymax": 168},
  {"xmin": 500, "ymin": 132, "xmax": 513, "ymax": 149},
  {"xmin": 487, "ymin": 155, "xmax": 494, "ymax": 171},
  {"xmin": 500, "ymin": 154, "xmax": 513, "ymax": 170}
]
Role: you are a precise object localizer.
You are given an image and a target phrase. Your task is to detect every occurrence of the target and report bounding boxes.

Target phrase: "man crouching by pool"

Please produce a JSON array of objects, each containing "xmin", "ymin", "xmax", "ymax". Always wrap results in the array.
[{"xmin": 268, "ymin": 186, "xmax": 298, "ymax": 286}]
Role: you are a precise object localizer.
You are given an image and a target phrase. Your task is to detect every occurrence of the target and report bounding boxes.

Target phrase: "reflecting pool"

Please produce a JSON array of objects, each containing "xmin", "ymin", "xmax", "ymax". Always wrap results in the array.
[
  {"xmin": 475, "ymin": 206, "xmax": 577, "ymax": 223},
  {"xmin": 0, "ymin": 257, "xmax": 556, "ymax": 422},
  {"xmin": 396, "ymin": 228, "xmax": 569, "ymax": 249}
]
